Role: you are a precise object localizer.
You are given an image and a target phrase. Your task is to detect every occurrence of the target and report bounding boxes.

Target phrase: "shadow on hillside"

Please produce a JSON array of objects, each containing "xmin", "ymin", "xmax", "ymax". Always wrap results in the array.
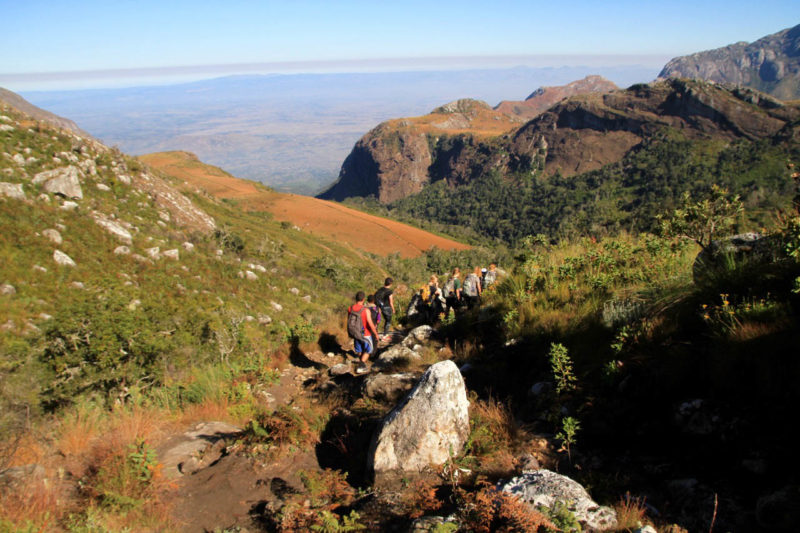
[
  {"xmin": 288, "ymin": 339, "xmax": 326, "ymax": 370},
  {"xmin": 317, "ymin": 331, "xmax": 343, "ymax": 355},
  {"xmin": 316, "ymin": 410, "xmax": 380, "ymax": 489}
]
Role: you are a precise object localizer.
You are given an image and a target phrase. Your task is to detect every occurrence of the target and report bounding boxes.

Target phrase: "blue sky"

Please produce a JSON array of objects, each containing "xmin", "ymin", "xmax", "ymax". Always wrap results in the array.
[{"xmin": 1, "ymin": 0, "xmax": 798, "ymax": 89}]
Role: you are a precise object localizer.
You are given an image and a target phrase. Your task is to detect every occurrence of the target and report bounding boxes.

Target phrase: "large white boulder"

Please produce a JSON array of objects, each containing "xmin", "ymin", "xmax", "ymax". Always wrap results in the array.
[
  {"xmin": 368, "ymin": 360, "xmax": 469, "ymax": 473},
  {"xmin": 500, "ymin": 469, "xmax": 618, "ymax": 531},
  {"xmin": 0, "ymin": 182, "xmax": 25, "ymax": 200},
  {"xmin": 32, "ymin": 165, "xmax": 83, "ymax": 199}
]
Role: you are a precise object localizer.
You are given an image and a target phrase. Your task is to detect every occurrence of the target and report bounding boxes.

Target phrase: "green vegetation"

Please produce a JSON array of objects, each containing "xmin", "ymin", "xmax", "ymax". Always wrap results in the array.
[{"xmin": 386, "ymin": 131, "xmax": 797, "ymax": 245}]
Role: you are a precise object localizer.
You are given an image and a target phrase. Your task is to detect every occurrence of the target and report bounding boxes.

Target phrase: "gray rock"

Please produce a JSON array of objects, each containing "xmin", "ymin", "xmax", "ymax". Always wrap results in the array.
[
  {"xmin": 131, "ymin": 253, "xmax": 151, "ymax": 264},
  {"xmin": 403, "ymin": 325, "xmax": 435, "ymax": 346},
  {"xmin": 182, "ymin": 241, "xmax": 195, "ymax": 252},
  {"xmin": 302, "ymin": 295, "xmax": 312, "ymax": 303},
  {"xmin": 270, "ymin": 301, "xmax": 283, "ymax": 312},
  {"xmin": 258, "ymin": 314, "xmax": 272, "ymax": 325},
  {"xmin": 32, "ymin": 265, "xmax": 47, "ymax": 273},
  {"xmin": 289, "ymin": 287, "xmax": 300, "ymax": 295},
  {"xmin": 53, "ymin": 250, "xmax": 76, "ymax": 267},
  {"xmin": 633, "ymin": 526, "xmax": 658, "ymax": 533},
  {"xmin": 59, "ymin": 201, "xmax": 79, "ymax": 211},
  {"xmin": 32, "ymin": 165, "xmax": 83, "ymax": 199},
  {"xmin": 11, "ymin": 153, "xmax": 25, "ymax": 166},
  {"xmin": 42, "ymin": 228, "xmax": 62, "ymax": 244},
  {"xmin": 0, "ymin": 182, "xmax": 25, "ymax": 200},
  {"xmin": 362, "ymin": 372, "xmax": 419, "ymax": 403},
  {"xmin": 163, "ymin": 249, "xmax": 180, "ymax": 260},
  {"xmin": 500, "ymin": 470, "xmax": 618, "ymax": 531},
  {"xmin": 0, "ymin": 284, "xmax": 16, "ymax": 296},
  {"xmin": 114, "ymin": 245, "xmax": 130, "ymax": 255},
  {"xmin": 145, "ymin": 246, "xmax": 161, "ymax": 260},
  {"xmin": 374, "ymin": 344, "xmax": 421, "ymax": 369},
  {"xmin": 368, "ymin": 360, "xmax": 470, "ymax": 473},
  {"xmin": 157, "ymin": 421, "xmax": 241, "ymax": 478},
  {"xmin": 0, "ymin": 124, "xmax": 13, "ymax": 132},
  {"xmin": 70, "ymin": 281, "xmax": 85, "ymax": 289},
  {"xmin": 91, "ymin": 212, "xmax": 133, "ymax": 244},
  {"xmin": 245, "ymin": 270, "xmax": 258, "ymax": 281},
  {"xmin": 329, "ymin": 363, "xmax": 352, "ymax": 376},
  {"xmin": 96, "ymin": 183, "xmax": 111, "ymax": 191}
]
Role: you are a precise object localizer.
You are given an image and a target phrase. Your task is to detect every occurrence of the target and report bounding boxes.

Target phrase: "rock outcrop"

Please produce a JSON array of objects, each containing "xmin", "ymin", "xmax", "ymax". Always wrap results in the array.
[
  {"xmin": 368, "ymin": 360, "xmax": 469, "ymax": 473},
  {"xmin": 659, "ymin": 23, "xmax": 800, "ymax": 100},
  {"xmin": 320, "ymin": 78, "xmax": 799, "ymax": 204},
  {"xmin": 157, "ymin": 421, "xmax": 241, "ymax": 478},
  {"xmin": 495, "ymin": 75, "xmax": 619, "ymax": 121},
  {"xmin": 500, "ymin": 469, "xmax": 618, "ymax": 531}
]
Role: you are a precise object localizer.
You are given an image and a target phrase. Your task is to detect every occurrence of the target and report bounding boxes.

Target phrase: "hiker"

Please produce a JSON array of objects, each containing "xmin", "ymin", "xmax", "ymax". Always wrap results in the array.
[
  {"xmin": 374, "ymin": 277, "xmax": 395, "ymax": 341},
  {"xmin": 366, "ymin": 294, "xmax": 382, "ymax": 333},
  {"xmin": 427, "ymin": 274, "xmax": 445, "ymax": 323},
  {"xmin": 483, "ymin": 263, "xmax": 499, "ymax": 289},
  {"xmin": 444, "ymin": 267, "xmax": 462, "ymax": 318},
  {"xmin": 347, "ymin": 291, "xmax": 379, "ymax": 373},
  {"xmin": 463, "ymin": 267, "xmax": 483, "ymax": 310}
]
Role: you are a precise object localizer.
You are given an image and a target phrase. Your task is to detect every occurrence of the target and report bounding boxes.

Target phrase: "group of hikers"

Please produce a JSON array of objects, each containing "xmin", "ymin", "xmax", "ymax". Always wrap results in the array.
[
  {"xmin": 410, "ymin": 263, "xmax": 500, "ymax": 324},
  {"xmin": 346, "ymin": 265, "xmax": 501, "ymax": 373}
]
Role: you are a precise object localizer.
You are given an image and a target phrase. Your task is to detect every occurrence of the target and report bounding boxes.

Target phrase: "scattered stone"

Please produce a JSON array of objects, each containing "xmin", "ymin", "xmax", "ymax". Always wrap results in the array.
[
  {"xmin": 245, "ymin": 270, "xmax": 258, "ymax": 281},
  {"xmin": 162, "ymin": 249, "xmax": 180, "ymax": 260},
  {"xmin": 96, "ymin": 183, "xmax": 111, "ymax": 191},
  {"xmin": 70, "ymin": 281, "xmax": 85, "ymax": 289},
  {"xmin": 117, "ymin": 173, "xmax": 131, "ymax": 185},
  {"xmin": 59, "ymin": 201, "xmax": 79, "ymax": 211},
  {"xmin": 244, "ymin": 315, "xmax": 255, "ymax": 322},
  {"xmin": 38, "ymin": 313, "xmax": 53, "ymax": 321},
  {"xmin": 0, "ymin": 284, "xmax": 15, "ymax": 296},
  {"xmin": 374, "ymin": 344, "xmax": 421, "ymax": 370},
  {"xmin": 252, "ymin": 264, "xmax": 266, "ymax": 273},
  {"xmin": 42, "ymin": 228, "xmax": 63, "ymax": 244},
  {"xmin": 32, "ymin": 265, "xmax": 47, "ymax": 273},
  {"xmin": 32, "ymin": 165, "xmax": 83, "ymax": 199},
  {"xmin": 326, "ymin": 352, "xmax": 335, "ymax": 358},
  {"xmin": 90, "ymin": 211, "xmax": 134, "ymax": 244},
  {"xmin": 146, "ymin": 247, "xmax": 161, "ymax": 260},
  {"xmin": 500, "ymin": 470, "xmax": 618, "ymax": 531},
  {"xmin": 362, "ymin": 372, "xmax": 419, "ymax": 403},
  {"xmin": 634, "ymin": 526, "xmax": 658, "ymax": 533},
  {"xmin": 289, "ymin": 287, "xmax": 300, "ymax": 295},
  {"xmin": 0, "ymin": 124, "xmax": 14, "ymax": 132},
  {"xmin": 302, "ymin": 295, "xmax": 312, "ymax": 303},
  {"xmin": 215, "ymin": 249, "xmax": 223, "ymax": 256},
  {"xmin": 258, "ymin": 315, "xmax": 272, "ymax": 326},
  {"xmin": 114, "ymin": 245, "xmax": 130, "ymax": 255},
  {"xmin": 131, "ymin": 253, "xmax": 151, "ymax": 264},
  {"xmin": 329, "ymin": 363, "xmax": 352, "ymax": 377},
  {"xmin": 37, "ymin": 193, "xmax": 50, "ymax": 203},
  {"xmin": 182, "ymin": 241, "xmax": 195, "ymax": 252},
  {"xmin": 0, "ymin": 320, "xmax": 15, "ymax": 332},
  {"xmin": 369, "ymin": 360, "xmax": 470, "ymax": 473},
  {"xmin": 270, "ymin": 301, "xmax": 283, "ymax": 312},
  {"xmin": 0, "ymin": 115, "xmax": 11, "ymax": 122},
  {"xmin": 12, "ymin": 153, "xmax": 25, "ymax": 166},
  {"xmin": 157, "ymin": 421, "xmax": 241, "ymax": 478},
  {"xmin": 0, "ymin": 182, "xmax": 25, "ymax": 200},
  {"xmin": 79, "ymin": 159, "xmax": 97, "ymax": 176},
  {"xmin": 158, "ymin": 210, "xmax": 171, "ymax": 222},
  {"xmin": 53, "ymin": 250, "xmax": 76, "ymax": 267},
  {"xmin": 402, "ymin": 325, "xmax": 435, "ymax": 347},
  {"xmin": 128, "ymin": 299, "xmax": 141, "ymax": 311}
]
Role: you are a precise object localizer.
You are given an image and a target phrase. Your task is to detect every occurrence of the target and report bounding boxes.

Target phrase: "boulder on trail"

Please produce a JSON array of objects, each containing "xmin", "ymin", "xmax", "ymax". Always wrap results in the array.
[
  {"xmin": 157, "ymin": 421, "xmax": 241, "ymax": 478},
  {"xmin": 368, "ymin": 360, "xmax": 469, "ymax": 473},
  {"xmin": 499, "ymin": 469, "xmax": 618, "ymax": 531},
  {"xmin": 374, "ymin": 344, "xmax": 421, "ymax": 370}
]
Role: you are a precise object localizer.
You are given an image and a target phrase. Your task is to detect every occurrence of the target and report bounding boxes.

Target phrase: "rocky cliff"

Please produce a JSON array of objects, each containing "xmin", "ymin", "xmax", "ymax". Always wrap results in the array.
[
  {"xmin": 658, "ymin": 23, "xmax": 800, "ymax": 100},
  {"xmin": 320, "ymin": 78, "xmax": 799, "ymax": 205},
  {"xmin": 495, "ymin": 75, "xmax": 619, "ymax": 121}
]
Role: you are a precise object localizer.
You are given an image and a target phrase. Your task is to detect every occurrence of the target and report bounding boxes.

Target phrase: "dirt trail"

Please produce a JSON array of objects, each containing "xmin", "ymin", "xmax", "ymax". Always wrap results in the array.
[{"xmin": 140, "ymin": 151, "xmax": 469, "ymax": 258}]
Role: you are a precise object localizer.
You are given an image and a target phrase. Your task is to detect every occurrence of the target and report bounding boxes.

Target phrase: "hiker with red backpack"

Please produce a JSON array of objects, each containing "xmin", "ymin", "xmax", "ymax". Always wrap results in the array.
[{"xmin": 347, "ymin": 291, "xmax": 379, "ymax": 373}]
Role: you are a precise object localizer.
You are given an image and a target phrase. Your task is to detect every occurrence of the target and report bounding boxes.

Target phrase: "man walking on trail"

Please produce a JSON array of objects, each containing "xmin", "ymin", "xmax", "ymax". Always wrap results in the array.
[
  {"xmin": 463, "ymin": 267, "xmax": 483, "ymax": 310},
  {"xmin": 348, "ymin": 291, "xmax": 379, "ymax": 373},
  {"xmin": 374, "ymin": 277, "xmax": 395, "ymax": 341}
]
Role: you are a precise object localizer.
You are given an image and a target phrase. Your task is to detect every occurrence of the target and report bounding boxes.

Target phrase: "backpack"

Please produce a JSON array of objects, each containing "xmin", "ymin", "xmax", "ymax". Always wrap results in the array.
[
  {"xmin": 420, "ymin": 285, "xmax": 431, "ymax": 303},
  {"xmin": 443, "ymin": 278, "xmax": 455, "ymax": 298},
  {"xmin": 369, "ymin": 305, "xmax": 382, "ymax": 326},
  {"xmin": 375, "ymin": 287, "xmax": 389, "ymax": 308},
  {"xmin": 464, "ymin": 274, "xmax": 478, "ymax": 297},
  {"xmin": 347, "ymin": 304, "xmax": 366, "ymax": 341}
]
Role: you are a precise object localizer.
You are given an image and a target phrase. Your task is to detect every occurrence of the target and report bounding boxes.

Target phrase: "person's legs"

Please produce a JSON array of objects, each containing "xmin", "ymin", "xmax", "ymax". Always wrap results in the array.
[
  {"xmin": 382, "ymin": 310, "xmax": 392, "ymax": 336},
  {"xmin": 360, "ymin": 336, "xmax": 373, "ymax": 364}
]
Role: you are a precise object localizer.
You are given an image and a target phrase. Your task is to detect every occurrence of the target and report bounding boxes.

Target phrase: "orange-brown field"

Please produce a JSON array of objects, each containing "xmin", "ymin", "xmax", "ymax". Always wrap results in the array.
[{"xmin": 139, "ymin": 151, "xmax": 469, "ymax": 258}]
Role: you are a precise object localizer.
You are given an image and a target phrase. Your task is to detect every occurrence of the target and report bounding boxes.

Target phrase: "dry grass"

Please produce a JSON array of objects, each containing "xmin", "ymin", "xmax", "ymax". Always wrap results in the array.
[
  {"xmin": 0, "ymin": 476, "xmax": 64, "ymax": 530},
  {"xmin": 613, "ymin": 492, "xmax": 651, "ymax": 531},
  {"xmin": 457, "ymin": 483, "xmax": 555, "ymax": 532}
]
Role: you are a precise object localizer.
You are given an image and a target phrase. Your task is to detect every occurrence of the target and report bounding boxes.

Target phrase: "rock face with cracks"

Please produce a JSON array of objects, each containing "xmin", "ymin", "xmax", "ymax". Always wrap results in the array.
[{"xmin": 368, "ymin": 360, "xmax": 469, "ymax": 473}]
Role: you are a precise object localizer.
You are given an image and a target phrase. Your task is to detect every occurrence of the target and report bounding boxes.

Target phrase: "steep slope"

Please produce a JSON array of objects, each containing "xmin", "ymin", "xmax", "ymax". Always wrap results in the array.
[
  {"xmin": 139, "ymin": 151, "xmax": 470, "ymax": 256},
  {"xmin": 495, "ymin": 75, "xmax": 619, "ymax": 121},
  {"xmin": 0, "ymin": 86, "xmax": 91, "ymax": 138},
  {"xmin": 658, "ymin": 23, "xmax": 800, "ymax": 100}
]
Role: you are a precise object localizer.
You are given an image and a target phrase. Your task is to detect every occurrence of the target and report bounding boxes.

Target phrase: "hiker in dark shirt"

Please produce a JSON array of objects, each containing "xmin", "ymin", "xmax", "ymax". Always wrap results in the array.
[
  {"xmin": 374, "ymin": 277, "xmax": 395, "ymax": 341},
  {"xmin": 444, "ymin": 267, "xmax": 462, "ymax": 318}
]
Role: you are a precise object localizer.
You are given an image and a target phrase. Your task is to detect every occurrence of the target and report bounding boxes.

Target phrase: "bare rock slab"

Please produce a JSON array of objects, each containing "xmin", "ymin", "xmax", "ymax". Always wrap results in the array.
[
  {"xmin": 0, "ymin": 182, "xmax": 25, "ymax": 200},
  {"xmin": 157, "ymin": 421, "xmax": 241, "ymax": 478},
  {"xmin": 33, "ymin": 165, "xmax": 83, "ymax": 199},
  {"xmin": 499, "ymin": 469, "xmax": 618, "ymax": 531},
  {"xmin": 368, "ymin": 360, "xmax": 469, "ymax": 473}
]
